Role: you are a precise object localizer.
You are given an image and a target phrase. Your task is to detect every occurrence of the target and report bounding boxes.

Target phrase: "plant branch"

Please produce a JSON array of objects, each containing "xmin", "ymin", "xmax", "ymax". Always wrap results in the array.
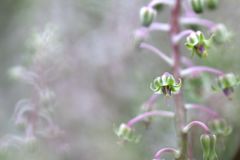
[
  {"xmin": 180, "ymin": 17, "xmax": 216, "ymax": 29},
  {"xmin": 173, "ymin": 29, "xmax": 194, "ymax": 44},
  {"xmin": 150, "ymin": 23, "xmax": 170, "ymax": 32},
  {"xmin": 180, "ymin": 66, "xmax": 224, "ymax": 77},
  {"xmin": 185, "ymin": 103, "xmax": 219, "ymax": 118},
  {"xmin": 154, "ymin": 147, "xmax": 180, "ymax": 160},
  {"xmin": 127, "ymin": 110, "xmax": 175, "ymax": 127},
  {"xmin": 183, "ymin": 121, "xmax": 211, "ymax": 134},
  {"xmin": 140, "ymin": 42, "xmax": 174, "ymax": 66}
]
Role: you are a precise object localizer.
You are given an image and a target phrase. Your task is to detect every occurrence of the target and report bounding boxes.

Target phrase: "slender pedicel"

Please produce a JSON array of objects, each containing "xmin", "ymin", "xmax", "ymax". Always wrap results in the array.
[
  {"xmin": 140, "ymin": 42, "xmax": 174, "ymax": 66},
  {"xmin": 183, "ymin": 121, "xmax": 211, "ymax": 134},
  {"xmin": 180, "ymin": 17, "xmax": 216, "ymax": 29},
  {"xmin": 127, "ymin": 110, "xmax": 174, "ymax": 127},
  {"xmin": 185, "ymin": 104, "xmax": 219, "ymax": 118},
  {"xmin": 173, "ymin": 29, "xmax": 194, "ymax": 44},
  {"xmin": 150, "ymin": 23, "xmax": 170, "ymax": 32},
  {"xmin": 180, "ymin": 66, "xmax": 224, "ymax": 77},
  {"xmin": 154, "ymin": 147, "xmax": 180, "ymax": 160}
]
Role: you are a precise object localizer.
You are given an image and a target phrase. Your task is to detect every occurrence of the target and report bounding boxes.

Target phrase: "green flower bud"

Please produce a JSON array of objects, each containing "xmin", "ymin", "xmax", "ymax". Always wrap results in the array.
[
  {"xmin": 212, "ymin": 73, "xmax": 240, "ymax": 97},
  {"xmin": 200, "ymin": 134, "xmax": 218, "ymax": 160},
  {"xmin": 190, "ymin": 0, "xmax": 205, "ymax": 14},
  {"xmin": 212, "ymin": 24, "xmax": 231, "ymax": 44},
  {"xmin": 209, "ymin": 119, "xmax": 232, "ymax": 136},
  {"xmin": 207, "ymin": 0, "xmax": 219, "ymax": 10},
  {"xmin": 140, "ymin": 7, "xmax": 156, "ymax": 27},
  {"xmin": 150, "ymin": 72, "xmax": 181, "ymax": 96},
  {"xmin": 114, "ymin": 123, "xmax": 141, "ymax": 143},
  {"xmin": 185, "ymin": 31, "xmax": 210, "ymax": 58}
]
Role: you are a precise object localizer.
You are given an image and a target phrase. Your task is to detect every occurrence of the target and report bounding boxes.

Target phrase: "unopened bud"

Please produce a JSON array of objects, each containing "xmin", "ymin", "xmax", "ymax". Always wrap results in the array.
[
  {"xmin": 140, "ymin": 7, "xmax": 156, "ymax": 27},
  {"xmin": 212, "ymin": 24, "xmax": 231, "ymax": 44},
  {"xmin": 190, "ymin": 0, "xmax": 204, "ymax": 14},
  {"xmin": 207, "ymin": 0, "xmax": 219, "ymax": 10},
  {"xmin": 200, "ymin": 134, "xmax": 218, "ymax": 160}
]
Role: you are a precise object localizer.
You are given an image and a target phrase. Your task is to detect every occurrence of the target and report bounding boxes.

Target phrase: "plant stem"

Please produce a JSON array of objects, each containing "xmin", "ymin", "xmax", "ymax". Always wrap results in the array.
[
  {"xmin": 170, "ymin": 0, "xmax": 188, "ymax": 159},
  {"xmin": 127, "ymin": 110, "xmax": 174, "ymax": 127},
  {"xmin": 154, "ymin": 147, "xmax": 180, "ymax": 159}
]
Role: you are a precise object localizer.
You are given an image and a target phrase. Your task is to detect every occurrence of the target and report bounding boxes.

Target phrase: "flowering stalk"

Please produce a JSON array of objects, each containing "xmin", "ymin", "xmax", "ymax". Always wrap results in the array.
[{"xmin": 115, "ymin": 0, "xmax": 237, "ymax": 159}]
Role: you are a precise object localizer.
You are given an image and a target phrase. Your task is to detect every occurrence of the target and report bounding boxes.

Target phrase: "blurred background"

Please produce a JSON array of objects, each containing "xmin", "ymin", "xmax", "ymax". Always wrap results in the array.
[{"xmin": 0, "ymin": 0, "xmax": 240, "ymax": 159}]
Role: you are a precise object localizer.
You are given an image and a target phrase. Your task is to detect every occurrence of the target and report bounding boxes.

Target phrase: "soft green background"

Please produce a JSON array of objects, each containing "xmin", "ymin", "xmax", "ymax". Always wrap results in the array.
[{"xmin": 0, "ymin": 0, "xmax": 240, "ymax": 159}]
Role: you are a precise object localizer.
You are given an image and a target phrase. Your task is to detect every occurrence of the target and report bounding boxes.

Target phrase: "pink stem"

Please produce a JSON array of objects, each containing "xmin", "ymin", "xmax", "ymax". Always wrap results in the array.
[
  {"xmin": 150, "ymin": 23, "xmax": 170, "ymax": 32},
  {"xmin": 185, "ymin": 103, "xmax": 219, "ymax": 118},
  {"xmin": 127, "ymin": 110, "xmax": 174, "ymax": 127},
  {"xmin": 180, "ymin": 17, "xmax": 216, "ymax": 29},
  {"xmin": 180, "ymin": 66, "xmax": 224, "ymax": 77},
  {"xmin": 173, "ymin": 29, "xmax": 194, "ymax": 44},
  {"xmin": 140, "ymin": 42, "xmax": 173, "ymax": 65},
  {"xmin": 142, "ymin": 94, "xmax": 160, "ymax": 111},
  {"xmin": 154, "ymin": 147, "xmax": 179, "ymax": 159},
  {"xmin": 183, "ymin": 121, "xmax": 210, "ymax": 134}
]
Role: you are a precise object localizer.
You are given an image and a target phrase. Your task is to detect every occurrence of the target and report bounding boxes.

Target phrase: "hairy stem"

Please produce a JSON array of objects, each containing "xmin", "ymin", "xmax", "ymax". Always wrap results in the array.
[{"xmin": 170, "ymin": 0, "xmax": 188, "ymax": 159}]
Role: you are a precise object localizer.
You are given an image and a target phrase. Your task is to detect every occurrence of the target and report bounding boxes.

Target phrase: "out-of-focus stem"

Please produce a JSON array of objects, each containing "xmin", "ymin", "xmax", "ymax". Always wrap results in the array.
[
  {"xmin": 140, "ymin": 42, "xmax": 174, "ymax": 66},
  {"xmin": 142, "ymin": 94, "xmax": 160, "ymax": 111},
  {"xmin": 173, "ymin": 29, "xmax": 194, "ymax": 44},
  {"xmin": 170, "ymin": 0, "xmax": 188, "ymax": 160},
  {"xmin": 180, "ymin": 66, "xmax": 224, "ymax": 77},
  {"xmin": 127, "ymin": 110, "xmax": 175, "ymax": 127},
  {"xmin": 183, "ymin": 121, "xmax": 211, "ymax": 134},
  {"xmin": 185, "ymin": 103, "xmax": 219, "ymax": 118},
  {"xmin": 180, "ymin": 17, "xmax": 216, "ymax": 29},
  {"xmin": 154, "ymin": 147, "xmax": 180, "ymax": 160},
  {"xmin": 150, "ymin": 23, "xmax": 170, "ymax": 32}
]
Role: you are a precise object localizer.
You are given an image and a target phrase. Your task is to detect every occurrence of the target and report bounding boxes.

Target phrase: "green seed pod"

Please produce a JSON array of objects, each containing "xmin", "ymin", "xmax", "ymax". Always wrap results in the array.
[
  {"xmin": 207, "ymin": 0, "xmax": 219, "ymax": 10},
  {"xmin": 139, "ymin": 7, "xmax": 156, "ymax": 27},
  {"xmin": 190, "ymin": 0, "xmax": 205, "ymax": 14},
  {"xmin": 200, "ymin": 134, "xmax": 218, "ymax": 160}
]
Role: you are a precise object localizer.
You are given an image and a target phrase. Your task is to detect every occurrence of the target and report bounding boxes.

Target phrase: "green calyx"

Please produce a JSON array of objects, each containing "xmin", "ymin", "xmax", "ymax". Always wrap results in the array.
[
  {"xmin": 150, "ymin": 72, "xmax": 181, "ymax": 96},
  {"xmin": 185, "ymin": 31, "xmax": 211, "ymax": 58},
  {"xmin": 209, "ymin": 119, "xmax": 232, "ymax": 136},
  {"xmin": 114, "ymin": 123, "xmax": 141, "ymax": 143},
  {"xmin": 190, "ymin": 0, "xmax": 205, "ymax": 14},
  {"xmin": 212, "ymin": 73, "xmax": 240, "ymax": 97},
  {"xmin": 140, "ymin": 6, "xmax": 156, "ymax": 27},
  {"xmin": 200, "ymin": 134, "xmax": 218, "ymax": 160}
]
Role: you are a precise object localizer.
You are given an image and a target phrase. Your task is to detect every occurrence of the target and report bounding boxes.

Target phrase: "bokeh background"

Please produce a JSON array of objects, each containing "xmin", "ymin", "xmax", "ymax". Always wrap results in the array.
[{"xmin": 0, "ymin": 0, "xmax": 240, "ymax": 159}]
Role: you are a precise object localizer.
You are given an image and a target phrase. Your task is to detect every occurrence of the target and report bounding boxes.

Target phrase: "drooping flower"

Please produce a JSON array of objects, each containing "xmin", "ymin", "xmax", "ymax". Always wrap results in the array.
[
  {"xmin": 185, "ymin": 31, "xmax": 211, "ymax": 58},
  {"xmin": 212, "ymin": 73, "xmax": 240, "ymax": 97},
  {"xmin": 150, "ymin": 72, "xmax": 181, "ymax": 96}
]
